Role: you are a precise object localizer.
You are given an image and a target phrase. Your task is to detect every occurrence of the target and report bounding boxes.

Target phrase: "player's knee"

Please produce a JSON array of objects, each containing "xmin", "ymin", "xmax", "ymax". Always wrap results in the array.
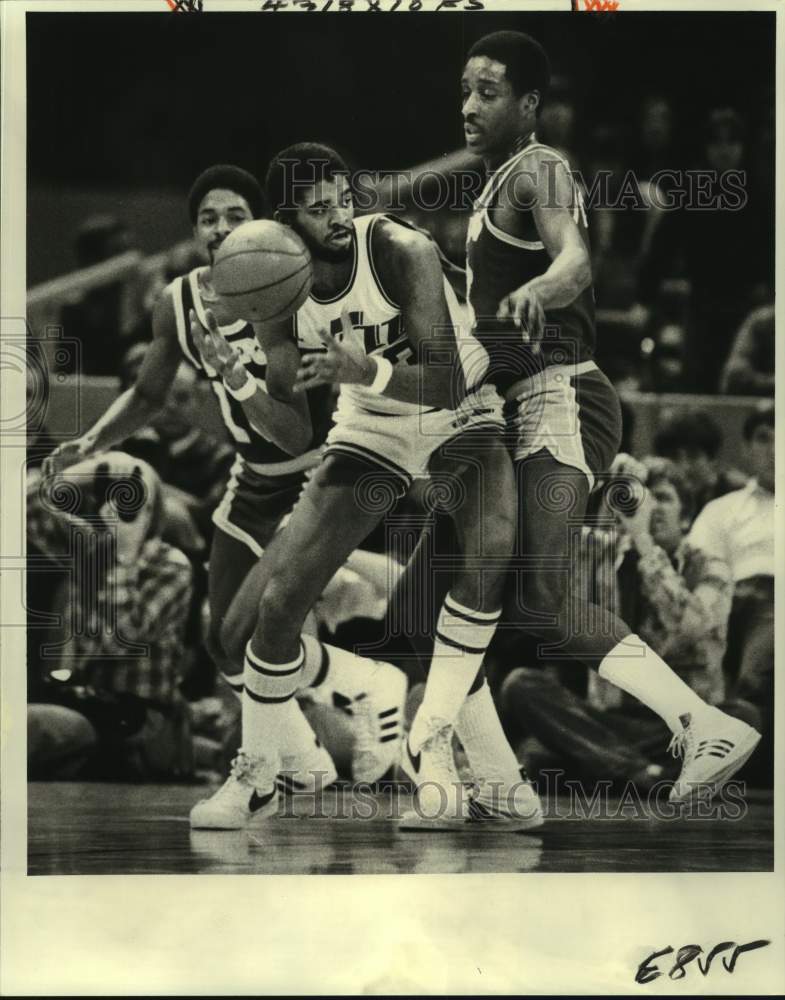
[
  {"xmin": 256, "ymin": 578, "xmax": 298, "ymax": 644},
  {"xmin": 527, "ymin": 574, "xmax": 568, "ymax": 619}
]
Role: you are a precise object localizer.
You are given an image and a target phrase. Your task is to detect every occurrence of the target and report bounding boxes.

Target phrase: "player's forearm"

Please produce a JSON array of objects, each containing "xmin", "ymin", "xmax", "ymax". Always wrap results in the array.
[
  {"xmin": 526, "ymin": 245, "xmax": 591, "ymax": 310},
  {"xmin": 82, "ymin": 386, "xmax": 164, "ymax": 453},
  {"xmin": 240, "ymin": 387, "xmax": 313, "ymax": 455}
]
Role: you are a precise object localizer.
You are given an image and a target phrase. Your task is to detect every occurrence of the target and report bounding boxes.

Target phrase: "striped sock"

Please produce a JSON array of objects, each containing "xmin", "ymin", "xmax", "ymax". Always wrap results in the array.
[
  {"xmin": 300, "ymin": 634, "xmax": 380, "ymax": 701},
  {"xmin": 242, "ymin": 641, "xmax": 305, "ymax": 758},
  {"xmin": 409, "ymin": 594, "xmax": 501, "ymax": 753},
  {"xmin": 220, "ymin": 670, "xmax": 244, "ymax": 702},
  {"xmin": 300, "ymin": 633, "xmax": 332, "ymax": 690}
]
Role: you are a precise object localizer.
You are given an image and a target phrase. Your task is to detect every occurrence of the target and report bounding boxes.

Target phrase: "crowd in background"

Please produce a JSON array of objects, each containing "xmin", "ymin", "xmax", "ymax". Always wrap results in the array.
[
  {"xmin": 45, "ymin": 95, "xmax": 775, "ymax": 400},
  {"xmin": 27, "ymin": 365, "xmax": 776, "ymax": 791},
  {"xmin": 26, "ymin": 87, "xmax": 775, "ymax": 793}
]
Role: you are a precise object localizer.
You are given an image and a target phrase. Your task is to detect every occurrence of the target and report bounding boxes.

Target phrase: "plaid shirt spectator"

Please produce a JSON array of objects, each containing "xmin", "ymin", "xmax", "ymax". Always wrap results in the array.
[{"xmin": 27, "ymin": 470, "xmax": 193, "ymax": 706}]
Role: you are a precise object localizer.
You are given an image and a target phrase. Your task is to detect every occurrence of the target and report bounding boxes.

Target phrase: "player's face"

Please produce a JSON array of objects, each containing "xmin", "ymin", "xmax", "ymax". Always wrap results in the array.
[
  {"xmin": 648, "ymin": 480, "xmax": 687, "ymax": 551},
  {"xmin": 194, "ymin": 189, "xmax": 254, "ymax": 264},
  {"xmin": 289, "ymin": 176, "xmax": 354, "ymax": 262},
  {"xmin": 461, "ymin": 56, "xmax": 527, "ymax": 157}
]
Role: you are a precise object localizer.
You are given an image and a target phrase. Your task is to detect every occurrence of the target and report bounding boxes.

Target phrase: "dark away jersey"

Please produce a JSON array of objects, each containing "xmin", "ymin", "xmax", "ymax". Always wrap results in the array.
[{"xmin": 466, "ymin": 140, "xmax": 596, "ymax": 391}]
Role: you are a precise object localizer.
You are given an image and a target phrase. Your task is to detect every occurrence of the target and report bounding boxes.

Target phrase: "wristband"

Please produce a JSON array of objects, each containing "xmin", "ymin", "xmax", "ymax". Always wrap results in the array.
[
  {"xmin": 224, "ymin": 375, "xmax": 257, "ymax": 402},
  {"xmin": 367, "ymin": 356, "xmax": 393, "ymax": 395}
]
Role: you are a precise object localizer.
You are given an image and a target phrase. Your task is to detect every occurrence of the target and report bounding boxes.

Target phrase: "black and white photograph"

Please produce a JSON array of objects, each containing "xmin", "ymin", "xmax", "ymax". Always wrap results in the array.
[{"xmin": 1, "ymin": 0, "xmax": 782, "ymax": 994}]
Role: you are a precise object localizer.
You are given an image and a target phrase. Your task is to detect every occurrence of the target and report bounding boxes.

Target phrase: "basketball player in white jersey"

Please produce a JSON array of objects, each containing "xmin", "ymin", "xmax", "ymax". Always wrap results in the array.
[
  {"xmin": 43, "ymin": 164, "xmax": 408, "ymax": 797},
  {"xmin": 192, "ymin": 143, "xmax": 544, "ymax": 831}
]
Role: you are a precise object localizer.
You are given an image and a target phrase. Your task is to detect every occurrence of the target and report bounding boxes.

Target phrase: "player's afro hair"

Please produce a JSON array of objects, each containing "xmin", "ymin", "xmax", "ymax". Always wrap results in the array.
[
  {"xmin": 188, "ymin": 165, "xmax": 265, "ymax": 224},
  {"xmin": 467, "ymin": 31, "xmax": 551, "ymax": 108},
  {"xmin": 265, "ymin": 142, "xmax": 351, "ymax": 215}
]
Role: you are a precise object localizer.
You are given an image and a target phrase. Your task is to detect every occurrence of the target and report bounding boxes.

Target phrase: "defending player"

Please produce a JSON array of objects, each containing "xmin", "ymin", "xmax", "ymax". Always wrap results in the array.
[
  {"xmin": 42, "ymin": 164, "xmax": 406, "ymax": 793},
  {"xmin": 190, "ymin": 143, "xmax": 542, "ymax": 831},
  {"xmin": 451, "ymin": 30, "xmax": 759, "ymax": 802}
]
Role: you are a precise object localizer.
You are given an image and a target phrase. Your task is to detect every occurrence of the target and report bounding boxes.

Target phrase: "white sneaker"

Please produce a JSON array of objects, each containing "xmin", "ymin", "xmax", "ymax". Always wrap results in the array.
[
  {"xmin": 468, "ymin": 772, "xmax": 545, "ymax": 832},
  {"xmin": 668, "ymin": 709, "xmax": 761, "ymax": 804},
  {"xmin": 399, "ymin": 718, "xmax": 471, "ymax": 830},
  {"xmin": 189, "ymin": 750, "xmax": 278, "ymax": 830},
  {"xmin": 277, "ymin": 742, "xmax": 337, "ymax": 795},
  {"xmin": 351, "ymin": 662, "xmax": 408, "ymax": 783}
]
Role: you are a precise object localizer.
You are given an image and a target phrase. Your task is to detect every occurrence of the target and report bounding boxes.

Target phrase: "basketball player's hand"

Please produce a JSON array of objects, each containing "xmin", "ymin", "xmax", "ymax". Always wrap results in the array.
[
  {"xmin": 189, "ymin": 308, "xmax": 247, "ymax": 390},
  {"xmin": 497, "ymin": 283, "xmax": 545, "ymax": 345},
  {"xmin": 42, "ymin": 436, "xmax": 96, "ymax": 478},
  {"xmin": 294, "ymin": 311, "xmax": 374, "ymax": 391}
]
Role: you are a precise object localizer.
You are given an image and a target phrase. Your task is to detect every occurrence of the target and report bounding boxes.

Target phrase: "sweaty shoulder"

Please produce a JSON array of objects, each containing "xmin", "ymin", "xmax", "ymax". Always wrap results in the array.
[
  {"xmin": 500, "ymin": 144, "xmax": 570, "ymax": 201},
  {"xmin": 371, "ymin": 216, "xmax": 440, "ymax": 299}
]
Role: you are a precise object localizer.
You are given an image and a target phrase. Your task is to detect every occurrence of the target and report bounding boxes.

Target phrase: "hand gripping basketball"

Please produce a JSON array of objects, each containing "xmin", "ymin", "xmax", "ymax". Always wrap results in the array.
[
  {"xmin": 294, "ymin": 310, "xmax": 375, "ymax": 392},
  {"xmin": 189, "ymin": 308, "xmax": 247, "ymax": 390}
]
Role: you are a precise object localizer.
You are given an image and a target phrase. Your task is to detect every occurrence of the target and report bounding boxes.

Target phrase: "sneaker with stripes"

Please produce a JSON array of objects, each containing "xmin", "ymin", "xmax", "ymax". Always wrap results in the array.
[
  {"xmin": 190, "ymin": 750, "xmax": 278, "ymax": 830},
  {"xmin": 668, "ymin": 708, "xmax": 761, "ymax": 804},
  {"xmin": 350, "ymin": 662, "xmax": 408, "ymax": 783}
]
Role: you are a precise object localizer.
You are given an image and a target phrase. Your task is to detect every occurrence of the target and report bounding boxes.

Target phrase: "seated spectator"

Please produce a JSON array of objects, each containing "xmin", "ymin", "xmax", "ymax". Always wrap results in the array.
[
  {"xmin": 27, "ymin": 453, "xmax": 194, "ymax": 781},
  {"xmin": 497, "ymin": 457, "xmax": 734, "ymax": 790},
  {"xmin": 653, "ymin": 408, "xmax": 746, "ymax": 516},
  {"xmin": 687, "ymin": 402, "xmax": 775, "ymax": 783},
  {"xmin": 122, "ymin": 361, "xmax": 235, "ymax": 554},
  {"xmin": 719, "ymin": 303, "xmax": 775, "ymax": 396}
]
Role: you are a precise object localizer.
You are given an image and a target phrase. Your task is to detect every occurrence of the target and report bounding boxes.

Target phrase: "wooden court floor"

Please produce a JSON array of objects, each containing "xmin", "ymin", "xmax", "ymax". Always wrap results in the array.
[{"xmin": 27, "ymin": 781, "xmax": 773, "ymax": 875}]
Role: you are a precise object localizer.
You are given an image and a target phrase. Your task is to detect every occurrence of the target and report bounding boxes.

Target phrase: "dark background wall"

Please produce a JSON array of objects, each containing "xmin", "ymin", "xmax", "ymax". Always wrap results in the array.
[{"xmin": 27, "ymin": 10, "xmax": 775, "ymax": 282}]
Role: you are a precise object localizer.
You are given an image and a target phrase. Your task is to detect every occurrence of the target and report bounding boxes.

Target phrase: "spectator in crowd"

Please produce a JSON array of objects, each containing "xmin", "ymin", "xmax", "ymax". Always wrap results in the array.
[
  {"xmin": 497, "ymin": 457, "xmax": 734, "ymax": 790},
  {"xmin": 720, "ymin": 302, "xmax": 775, "ymax": 396},
  {"xmin": 633, "ymin": 96, "xmax": 675, "ymax": 182},
  {"xmin": 27, "ymin": 452, "xmax": 194, "ymax": 781},
  {"xmin": 57, "ymin": 215, "xmax": 140, "ymax": 378},
  {"xmin": 687, "ymin": 402, "xmax": 775, "ymax": 783},
  {"xmin": 639, "ymin": 109, "xmax": 772, "ymax": 392},
  {"xmin": 121, "ymin": 361, "xmax": 235, "ymax": 555},
  {"xmin": 653, "ymin": 408, "xmax": 747, "ymax": 516}
]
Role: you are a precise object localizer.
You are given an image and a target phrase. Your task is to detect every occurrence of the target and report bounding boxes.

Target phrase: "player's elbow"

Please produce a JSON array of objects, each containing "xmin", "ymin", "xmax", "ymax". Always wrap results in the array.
[
  {"xmin": 287, "ymin": 421, "xmax": 313, "ymax": 456},
  {"xmin": 272, "ymin": 414, "xmax": 312, "ymax": 457},
  {"xmin": 131, "ymin": 382, "xmax": 167, "ymax": 418}
]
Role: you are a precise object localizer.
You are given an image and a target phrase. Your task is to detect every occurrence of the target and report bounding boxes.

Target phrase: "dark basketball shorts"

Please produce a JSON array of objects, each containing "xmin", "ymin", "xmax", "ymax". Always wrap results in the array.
[
  {"xmin": 504, "ymin": 361, "xmax": 622, "ymax": 490},
  {"xmin": 212, "ymin": 453, "xmax": 321, "ymax": 557}
]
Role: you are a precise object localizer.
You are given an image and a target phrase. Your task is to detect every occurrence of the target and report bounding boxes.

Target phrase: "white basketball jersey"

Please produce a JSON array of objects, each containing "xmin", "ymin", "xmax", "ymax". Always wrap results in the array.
[{"xmin": 294, "ymin": 214, "xmax": 479, "ymax": 418}]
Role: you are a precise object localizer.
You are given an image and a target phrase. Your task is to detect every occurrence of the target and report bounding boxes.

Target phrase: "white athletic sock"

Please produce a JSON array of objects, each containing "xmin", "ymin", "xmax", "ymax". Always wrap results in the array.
[
  {"xmin": 300, "ymin": 633, "xmax": 376, "ymax": 700},
  {"xmin": 598, "ymin": 635, "xmax": 708, "ymax": 734},
  {"xmin": 220, "ymin": 670, "xmax": 244, "ymax": 702},
  {"xmin": 242, "ymin": 641, "xmax": 304, "ymax": 759},
  {"xmin": 455, "ymin": 681, "xmax": 521, "ymax": 784},
  {"xmin": 409, "ymin": 594, "xmax": 501, "ymax": 752}
]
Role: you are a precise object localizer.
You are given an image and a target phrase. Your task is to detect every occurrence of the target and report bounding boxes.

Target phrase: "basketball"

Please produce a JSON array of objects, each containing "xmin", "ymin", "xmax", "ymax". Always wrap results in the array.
[{"xmin": 212, "ymin": 220, "xmax": 313, "ymax": 324}]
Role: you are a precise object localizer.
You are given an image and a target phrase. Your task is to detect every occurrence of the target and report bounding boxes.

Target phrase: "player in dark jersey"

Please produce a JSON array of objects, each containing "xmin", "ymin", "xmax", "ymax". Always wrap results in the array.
[
  {"xmin": 449, "ymin": 30, "xmax": 759, "ymax": 802},
  {"xmin": 41, "ymin": 165, "xmax": 365, "ymax": 790}
]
